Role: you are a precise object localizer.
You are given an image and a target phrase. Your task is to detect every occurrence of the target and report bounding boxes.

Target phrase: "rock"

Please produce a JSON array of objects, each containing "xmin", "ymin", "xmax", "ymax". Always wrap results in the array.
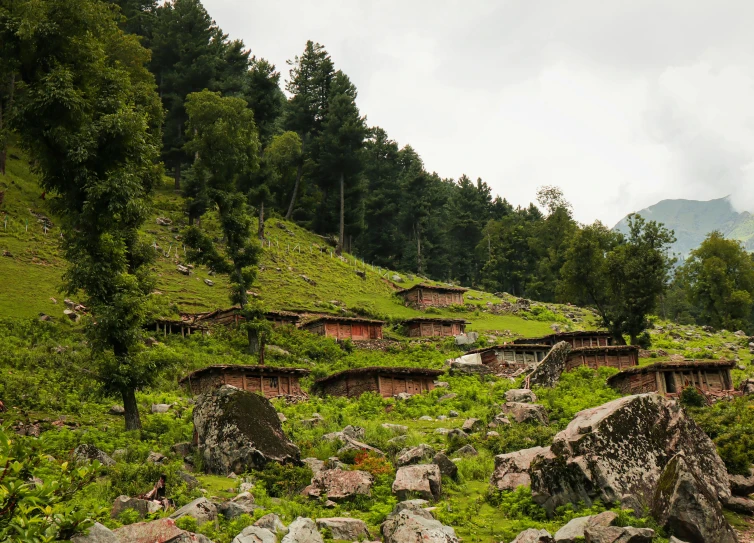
[
  {"xmin": 267, "ymin": 345, "xmax": 290, "ymax": 357},
  {"xmin": 722, "ymin": 495, "xmax": 754, "ymax": 514},
  {"xmin": 301, "ymin": 413, "xmax": 324, "ymax": 427},
  {"xmin": 448, "ymin": 359, "xmax": 491, "ymax": 376},
  {"xmin": 325, "ymin": 457, "xmax": 347, "ymax": 470},
  {"xmin": 111, "ymin": 495, "xmax": 163, "ymax": 519},
  {"xmin": 446, "ymin": 429, "xmax": 467, "ymax": 441},
  {"xmin": 335, "ymin": 436, "xmax": 385, "ymax": 457},
  {"xmin": 233, "ymin": 526, "xmax": 277, "ymax": 543},
  {"xmin": 382, "ymin": 423, "xmax": 409, "ymax": 433},
  {"xmin": 433, "ymin": 453, "xmax": 458, "ymax": 480},
  {"xmin": 526, "ymin": 341, "xmax": 572, "ymax": 388},
  {"xmin": 255, "ymin": 513, "xmax": 288, "ymax": 534},
  {"xmin": 303, "ymin": 457, "xmax": 325, "ymax": 476},
  {"xmin": 177, "ymin": 471, "xmax": 200, "ymax": 489},
  {"xmin": 489, "ymin": 414, "xmax": 511, "ymax": 427},
  {"xmin": 391, "ymin": 499, "xmax": 432, "ymax": 519},
  {"xmin": 281, "ymin": 517, "xmax": 324, "ymax": 543},
  {"xmin": 194, "ymin": 385, "xmax": 300, "ymax": 475},
  {"xmin": 461, "ymin": 418, "xmax": 484, "ymax": 433},
  {"xmin": 381, "ymin": 509, "xmax": 459, "ymax": 543},
  {"xmin": 305, "ymin": 469, "xmax": 373, "ymax": 501},
  {"xmin": 505, "ymin": 389, "xmax": 537, "ymax": 403},
  {"xmin": 455, "ymin": 444, "xmax": 478, "ymax": 456},
  {"xmin": 112, "ymin": 518, "xmax": 185, "ymax": 543},
  {"xmin": 448, "ymin": 409, "xmax": 459, "ymax": 417},
  {"xmin": 740, "ymin": 378, "xmax": 754, "ymax": 395},
  {"xmin": 73, "ymin": 444, "xmax": 115, "ymax": 467},
  {"xmin": 437, "ymin": 415, "xmax": 447, "ymax": 421},
  {"xmin": 218, "ymin": 492, "xmax": 258, "ymax": 519},
  {"xmin": 109, "ymin": 405, "xmax": 125, "ymax": 416},
  {"xmin": 278, "ymin": 412, "xmax": 288, "ymax": 423},
  {"xmin": 316, "ymin": 518, "xmax": 371, "ymax": 541},
  {"xmin": 156, "ymin": 217, "xmax": 173, "ymax": 226},
  {"xmin": 147, "ymin": 451, "xmax": 167, "ymax": 464},
  {"xmin": 583, "ymin": 526, "xmax": 654, "ymax": 543},
  {"xmin": 177, "ymin": 265, "xmax": 190, "ymax": 275},
  {"xmin": 454, "ymin": 332, "xmax": 479, "ymax": 346},
  {"xmin": 172, "ymin": 442, "xmax": 193, "ymax": 457},
  {"xmin": 151, "ymin": 403, "xmax": 171, "ymax": 413},
  {"xmin": 395, "ymin": 392, "xmax": 412, "ymax": 400},
  {"xmin": 418, "ymin": 415, "xmax": 434, "ymax": 421},
  {"xmin": 342, "ymin": 425, "xmax": 365, "ymax": 440},
  {"xmin": 434, "ymin": 381, "xmax": 449, "ymax": 388},
  {"xmin": 204, "ymin": 279, "xmax": 214, "ymax": 287},
  {"xmin": 510, "ymin": 529, "xmax": 553, "ymax": 543},
  {"xmin": 392, "ymin": 274, "xmax": 403, "ymax": 282},
  {"xmin": 170, "ymin": 497, "xmax": 218, "ymax": 525},
  {"xmin": 71, "ymin": 522, "xmax": 119, "ymax": 543},
  {"xmin": 652, "ymin": 454, "xmax": 737, "ymax": 543},
  {"xmin": 388, "ymin": 435, "xmax": 409, "ymax": 445},
  {"xmin": 396, "ymin": 444, "xmax": 436, "ymax": 466},
  {"xmin": 729, "ymin": 471, "xmax": 754, "ymax": 496},
  {"xmin": 487, "ymin": 431, "xmax": 500, "ymax": 437},
  {"xmin": 500, "ymin": 402, "xmax": 548, "ymax": 424},
  {"xmin": 528, "ymin": 394, "xmax": 731, "ymax": 517},
  {"xmin": 552, "ymin": 512, "xmax": 620, "ymax": 542},
  {"xmin": 393, "ymin": 464, "xmax": 442, "ymax": 501},
  {"xmin": 490, "ymin": 446, "xmax": 550, "ymax": 492},
  {"xmin": 64, "ymin": 309, "xmax": 80, "ymax": 322}
]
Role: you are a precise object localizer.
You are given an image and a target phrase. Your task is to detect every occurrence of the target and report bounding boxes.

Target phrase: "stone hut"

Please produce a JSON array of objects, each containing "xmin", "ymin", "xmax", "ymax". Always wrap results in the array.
[
  {"xmin": 180, "ymin": 365, "xmax": 310, "ymax": 399},
  {"xmin": 607, "ymin": 360, "xmax": 735, "ymax": 396},
  {"xmin": 398, "ymin": 283, "xmax": 467, "ymax": 308},
  {"xmin": 514, "ymin": 331, "xmax": 613, "ymax": 348},
  {"xmin": 301, "ymin": 316, "xmax": 384, "ymax": 341},
  {"xmin": 402, "ymin": 317, "xmax": 469, "ymax": 337},
  {"xmin": 313, "ymin": 367, "xmax": 444, "ymax": 398},
  {"xmin": 565, "ymin": 345, "xmax": 639, "ymax": 372}
]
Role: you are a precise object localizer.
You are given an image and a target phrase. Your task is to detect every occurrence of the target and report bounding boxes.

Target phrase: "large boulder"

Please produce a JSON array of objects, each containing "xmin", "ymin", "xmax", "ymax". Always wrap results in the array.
[
  {"xmin": 396, "ymin": 444, "xmax": 436, "ymax": 466},
  {"xmin": 528, "ymin": 394, "xmax": 731, "ymax": 516},
  {"xmin": 583, "ymin": 526, "xmax": 654, "ymax": 543},
  {"xmin": 305, "ymin": 469, "xmax": 373, "ymax": 501},
  {"xmin": 281, "ymin": 517, "xmax": 324, "ymax": 543},
  {"xmin": 553, "ymin": 512, "xmax": 617, "ymax": 542},
  {"xmin": 233, "ymin": 526, "xmax": 277, "ymax": 543},
  {"xmin": 381, "ymin": 509, "xmax": 459, "ymax": 543},
  {"xmin": 526, "ymin": 341, "xmax": 572, "ymax": 388},
  {"xmin": 193, "ymin": 385, "xmax": 300, "ymax": 475},
  {"xmin": 255, "ymin": 513, "xmax": 288, "ymax": 534},
  {"xmin": 393, "ymin": 464, "xmax": 442, "ymax": 501},
  {"xmin": 110, "ymin": 495, "xmax": 162, "ymax": 519},
  {"xmin": 505, "ymin": 389, "xmax": 537, "ymax": 403},
  {"xmin": 447, "ymin": 354, "xmax": 492, "ymax": 376},
  {"xmin": 499, "ymin": 402, "xmax": 548, "ymax": 425},
  {"xmin": 652, "ymin": 454, "xmax": 737, "ymax": 543},
  {"xmin": 490, "ymin": 446, "xmax": 550, "ymax": 492},
  {"xmin": 729, "ymin": 470, "xmax": 754, "ymax": 496},
  {"xmin": 510, "ymin": 529, "xmax": 553, "ymax": 543},
  {"xmin": 73, "ymin": 444, "xmax": 115, "ymax": 467},
  {"xmin": 433, "ymin": 452, "xmax": 458, "ymax": 479},
  {"xmin": 218, "ymin": 492, "xmax": 259, "ymax": 520},
  {"xmin": 170, "ymin": 497, "xmax": 218, "ymax": 525},
  {"xmin": 112, "ymin": 518, "xmax": 185, "ymax": 543},
  {"xmin": 316, "ymin": 518, "xmax": 371, "ymax": 541},
  {"xmin": 71, "ymin": 523, "xmax": 119, "ymax": 543}
]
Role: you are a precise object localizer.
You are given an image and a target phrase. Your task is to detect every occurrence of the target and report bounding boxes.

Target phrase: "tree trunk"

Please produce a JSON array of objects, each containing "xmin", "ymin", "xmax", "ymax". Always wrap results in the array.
[
  {"xmin": 336, "ymin": 171, "xmax": 344, "ymax": 256},
  {"xmin": 121, "ymin": 386, "xmax": 142, "ymax": 431},
  {"xmin": 416, "ymin": 222, "xmax": 423, "ymax": 275},
  {"xmin": 188, "ymin": 212, "xmax": 194, "ymax": 226},
  {"xmin": 285, "ymin": 162, "xmax": 303, "ymax": 220},
  {"xmin": 247, "ymin": 328, "xmax": 259, "ymax": 355},
  {"xmin": 0, "ymin": 101, "xmax": 5, "ymax": 176},
  {"xmin": 258, "ymin": 334, "xmax": 266, "ymax": 365},
  {"xmin": 174, "ymin": 163, "xmax": 181, "ymax": 190},
  {"xmin": 258, "ymin": 201, "xmax": 265, "ymax": 240}
]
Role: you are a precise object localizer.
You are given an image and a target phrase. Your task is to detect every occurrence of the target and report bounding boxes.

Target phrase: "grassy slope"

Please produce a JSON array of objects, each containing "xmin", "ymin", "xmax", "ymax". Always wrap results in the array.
[{"xmin": 0, "ymin": 149, "xmax": 573, "ymax": 337}]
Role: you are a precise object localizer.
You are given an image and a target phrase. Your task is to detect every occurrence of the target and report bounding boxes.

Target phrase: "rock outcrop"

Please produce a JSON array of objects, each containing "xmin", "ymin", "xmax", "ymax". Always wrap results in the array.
[
  {"xmin": 505, "ymin": 389, "xmax": 537, "ymax": 403},
  {"xmin": 381, "ymin": 506, "xmax": 459, "ymax": 543},
  {"xmin": 233, "ymin": 526, "xmax": 277, "ymax": 543},
  {"xmin": 110, "ymin": 495, "xmax": 162, "ymax": 519},
  {"xmin": 305, "ymin": 468, "xmax": 373, "ymax": 501},
  {"xmin": 510, "ymin": 529, "xmax": 553, "ymax": 543},
  {"xmin": 729, "ymin": 470, "xmax": 754, "ymax": 496},
  {"xmin": 281, "ymin": 517, "xmax": 324, "ymax": 543},
  {"xmin": 73, "ymin": 444, "xmax": 115, "ymax": 467},
  {"xmin": 255, "ymin": 513, "xmax": 288, "ymax": 534},
  {"xmin": 553, "ymin": 512, "xmax": 617, "ymax": 542},
  {"xmin": 71, "ymin": 523, "xmax": 119, "ymax": 543},
  {"xmin": 170, "ymin": 497, "xmax": 218, "ymax": 525},
  {"xmin": 393, "ymin": 464, "xmax": 442, "ymax": 501},
  {"xmin": 499, "ymin": 402, "xmax": 548, "ymax": 425},
  {"xmin": 193, "ymin": 385, "xmax": 300, "ymax": 475},
  {"xmin": 316, "ymin": 518, "xmax": 371, "ymax": 541},
  {"xmin": 396, "ymin": 444, "xmax": 436, "ymax": 466},
  {"xmin": 433, "ymin": 452, "xmax": 458, "ymax": 480},
  {"xmin": 528, "ymin": 394, "xmax": 731, "ymax": 516},
  {"xmin": 526, "ymin": 341, "xmax": 572, "ymax": 388},
  {"xmin": 583, "ymin": 526, "xmax": 654, "ymax": 543},
  {"xmin": 490, "ymin": 446, "xmax": 550, "ymax": 492}
]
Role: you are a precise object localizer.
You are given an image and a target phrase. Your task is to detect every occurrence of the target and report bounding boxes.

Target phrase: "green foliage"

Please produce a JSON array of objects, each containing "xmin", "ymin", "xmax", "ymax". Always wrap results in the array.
[
  {"xmin": 688, "ymin": 396, "xmax": 754, "ymax": 474},
  {"xmin": 254, "ymin": 463, "xmax": 314, "ymax": 498},
  {"xmin": 679, "ymin": 386, "xmax": 706, "ymax": 408}
]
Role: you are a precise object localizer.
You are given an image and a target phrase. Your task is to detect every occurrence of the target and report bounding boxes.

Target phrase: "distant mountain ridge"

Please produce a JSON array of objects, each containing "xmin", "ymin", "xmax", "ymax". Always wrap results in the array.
[{"xmin": 613, "ymin": 196, "xmax": 754, "ymax": 259}]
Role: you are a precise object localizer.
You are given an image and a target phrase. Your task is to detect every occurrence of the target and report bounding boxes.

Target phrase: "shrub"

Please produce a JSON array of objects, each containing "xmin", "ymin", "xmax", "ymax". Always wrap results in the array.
[
  {"xmin": 679, "ymin": 386, "xmax": 706, "ymax": 408},
  {"xmin": 254, "ymin": 463, "xmax": 313, "ymax": 497}
]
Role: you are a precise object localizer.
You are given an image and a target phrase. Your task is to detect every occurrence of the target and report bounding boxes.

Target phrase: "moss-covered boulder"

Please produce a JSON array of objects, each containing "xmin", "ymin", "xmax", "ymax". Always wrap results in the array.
[{"xmin": 194, "ymin": 385, "xmax": 300, "ymax": 475}]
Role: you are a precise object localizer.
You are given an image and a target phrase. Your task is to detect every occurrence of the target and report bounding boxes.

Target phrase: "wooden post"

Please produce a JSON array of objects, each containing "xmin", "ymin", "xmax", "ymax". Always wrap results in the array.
[
  {"xmin": 277, "ymin": 374, "xmax": 281, "ymax": 395},
  {"xmin": 655, "ymin": 371, "xmax": 664, "ymax": 394},
  {"xmin": 376, "ymin": 375, "xmax": 382, "ymax": 395},
  {"xmin": 181, "ymin": 326, "xmax": 185, "ymax": 338},
  {"xmin": 260, "ymin": 375, "xmax": 264, "ymax": 394},
  {"xmin": 242, "ymin": 372, "xmax": 247, "ymax": 391}
]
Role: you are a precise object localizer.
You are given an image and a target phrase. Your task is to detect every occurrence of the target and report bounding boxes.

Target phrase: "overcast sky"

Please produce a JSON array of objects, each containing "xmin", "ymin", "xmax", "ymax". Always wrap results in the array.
[{"xmin": 204, "ymin": 0, "xmax": 754, "ymax": 225}]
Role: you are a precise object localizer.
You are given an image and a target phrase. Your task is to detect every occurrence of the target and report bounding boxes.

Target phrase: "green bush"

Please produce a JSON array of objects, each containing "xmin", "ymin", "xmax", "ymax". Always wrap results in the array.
[
  {"xmin": 688, "ymin": 397, "xmax": 754, "ymax": 474},
  {"xmin": 254, "ymin": 463, "xmax": 314, "ymax": 498}
]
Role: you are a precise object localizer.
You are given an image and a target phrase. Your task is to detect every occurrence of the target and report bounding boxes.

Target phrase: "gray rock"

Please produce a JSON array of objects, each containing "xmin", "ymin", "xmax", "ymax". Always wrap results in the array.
[
  {"xmin": 526, "ymin": 341, "xmax": 572, "ymax": 388},
  {"xmin": 448, "ymin": 409, "xmax": 459, "ymax": 416},
  {"xmin": 71, "ymin": 522, "xmax": 119, "ymax": 543},
  {"xmin": 652, "ymin": 454, "xmax": 737, "ymax": 543},
  {"xmin": 233, "ymin": 526, "xmax": 277, "ymax": 543},
  {"xmin": 722, "ymin": 495, "xmax": 754, "ymax": 514},
  {"xmin": 728, "ymin": 470, "xmax": 754, "ymax": 496},
  {"xmin": 147, "ymin": 451, "xmax": 166, "ymax": 464},
  {"xmin": 490, "ymin": 446, "xmax": 550, "ymax": 492},
  {"xmin": 391, "ymin": 499, "xmax": 431, "ymax": 519},
  {"xmin": 151, "ymin": 403, "xmax": 171, "ymax": 414},
  {"xmin": 172, "ymin": 442, "xmax": 193, "ymax": 457},
  {"xmin": 487, "ymin": 431, "xmax": 500, "ymax": 437},
  {"xmin": 303, "ymin": 457, "xmax": 325, "ymax": 476},
  {"xmin": 112, "ymin": 518, "xmax": 185, "ymax": 542},
  {"xmin": 397, "ymin": 444, "xmax": 436, "ymax": 467},
  {"xmin": 461, "ymin": 418, "xmax": 484, "ymax": 433},
  {"xmin": 110, "ymin": 495, "xmax": 162, "ymax": 519},
  {"xmin": 393, "ymin": 464, "xmax": 442, "ymax": 501},
  {"xmin": 388, "ymin": 435, "xmax": 410, "ymax": 445},
  {"xmin": 170, "ymin": 497, "xmax": 218, "ymax": 525},
  {"xmin": 316, "ymin": 518, "xmax": 371, "ymax": 541},
  {"xmin": 454, "ymin": 332, "xmax": 479, "ymax": 346},
  {"xmin": 500, "ymin": 402, "xmax": 548, "ymax": 424},
  {"xmin": 73, "ymin": 444, "xmax": 115, "ymax": 467},
  {"xmin": 448, "ymin": 359, "xmax": 491, "ymax": 375},
  {"xmin": 336, "ymin": 436, "xmax": 385, "ymax": 457},
  {"xmin": 433, "ymin": 453, "xmax": 458, "ymax": 480},
  {"xmin": 109, "ymin": 405, "xmax": 125, "ymax": 416},
  {"xmin": 446, "ymin": 429, "xmax": 467, "ymax": 441},
  {"xmin": 324, "ymin": 457, "xmax": 348, "ymax": 470},
  {"xmin": 434, "ymin": 381, "xmax": 449, "ymax": 388},
  {"xmin": 583, "ymin": 526, "xmax": 654, "ymax": 543},
  {"xmin": 554, "ymin": 516, "xmax": 591, "ymax": 542},
  {"xmin": 395, "ymin": 392, "xmax": 412, "ymax": 400},
  {"xmin": 381, "ymin": 509, "xmax": 458, "ymax": 543},
  {"xmin": 255, "ymin": 513, "xmax": 288, "ymax": 534},
  {"xmin": 382, "ymin": 423, "xmax": 409, "ymax": 433},
  {"xmin": 510, "ymin": 529, "xmax": 554, "ymax": 543},
  {"xmin": 193, "ymin": 385, "xmax": 300, "ymax": 475},
  {"xmin": 419, "ymin": 415, "xmax": 434, "ymax": 421},
  {"xmin": 342, "ymin": 425, "xmax": 365, "ymax": 440},
  {"xmin": 281, "ymin": 517, "xmax": 324, "ymax": 543},
  {"xmin": 455, "ymin": 445, "xmax": 478, "ymax": 456},
  {"xmin": 218, "ymin": 493, "xmax": 259, "ymax": 520},
  {"xmin": 177, "ymin": 471, "xmax": 200, "ymax": 490},
  {"xmin": 504, "ymin": 389, "xmax": 537, "ymax": 403},
  {"xmin": 305, "ymin": 469, "xmax": 373, "ymax": 501}
]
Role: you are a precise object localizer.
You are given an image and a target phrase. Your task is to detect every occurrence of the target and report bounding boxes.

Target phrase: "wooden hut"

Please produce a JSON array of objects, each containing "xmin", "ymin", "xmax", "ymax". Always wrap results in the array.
[
  {"xmin": 466, "ymin": 344, "xmax": 551, "ymax": 369},
  {"xmin": 301, "ymin": 316, "xmax": 384, "ymax": 341},
  {"xmin": 398, "ymin": 284, "xmax": 467, "ymax": 308},
  {"xmin": 402, "ymin": 317, "xmax": 469, "ymax": 337},
  {"xmin": 607, "ymin": 360, "xmax": 735, "ymax": 396},
  {"xmin": 314, "ymin": 367, "xmax": 444, "ymax": 398},
  {"xmin": 565, "ymin": 345, "xmax": 639, "ymax": 372},
  {"xmin": 265, "ymin": 310, "xmax": 301, "ymax": 327},
  {"xmin": 514, "ymin": 331, "xmax": 613, "ymax": 348},
  {"xmin": 151, "ymin": 318, "xmax": 207, "ymax": 338},
  {"xmin": 180, "ymin": 365, "xmax": 310, "ymax": 399}
]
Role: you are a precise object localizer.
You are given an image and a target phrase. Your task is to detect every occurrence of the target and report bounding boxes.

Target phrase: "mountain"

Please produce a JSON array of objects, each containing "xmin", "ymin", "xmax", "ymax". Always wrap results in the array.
[{"xmin": 613, "ymin": 197, "xmax": 754, "ymax": 259}]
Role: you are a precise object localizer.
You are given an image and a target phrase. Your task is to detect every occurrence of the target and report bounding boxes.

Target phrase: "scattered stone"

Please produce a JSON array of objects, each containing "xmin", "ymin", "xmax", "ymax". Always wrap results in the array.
[
  {"xmin": 302, "ymin": 413, "xmax": 325, "ymax": 427},
  {"xmin": 381, "ymin": 508, "xmax": 458, "ymax": 543},
  {"xmin": 388, "ymin": 435, "xmax": 409, "ymax": 445},
  {"xmin": 233, "ymin": 526, "xmax": 277, "ymax": 543},
  {"xmin": 204, "ymin": 279, "xmax": 214, "ymax": 287},
  {"xmin": 382, "ymin": 423, "xmax": 408, "ymax": 433},
  {"xmin": 729, "ymin": 470, "xmax": 754, "ymax": 496},
  {"xmin": 397, "ymin": 444, "xmax": 436, "ymax": 466},
  {"xmin": 500, "ymin": 402, "xmax": 548, "ymax": 424},
  {"xmin": 433, "ymin": 453, "xmax": 458, "ymax": 480},
  {"xmin": 324, "ymin": 457, "xmax": 348, "ymax": 470},
  {"xmin": 461, "ymin": 418, "xmax": 483, "ymax": 433},
  {"xmin": 316, "ymin": 518, "xmax": 371, "ymax": 541},
  {"xmin": 489, "ymin": 414, "xmax": 511, "ymax": 427},
  {"xmin": 109, "ymin": 405, "xmax": 125, "ymax": 416},
  {"xmin": 281, "ymin": 517, "xmax": 324, "ymax": 543},
  {"xmin": 448, "ymin": 409, "xmax": 459, "ymax": 417},
  {"xmin": 156, "ymin": 217, "xmax": 173, "ymax": 226},
  {"xmin": 170, "ymin": 497, "xmax": 218, "ymax": 525},
  {"xmin": 177, "ymin": 265, "xmax": 190, "ymax": 275},
  {"xmin": 448, "ymin": 359, "xmax": 491, "ymax": 376},
  {"xmin": 446, "ymin": 429, "xmax": 467, "ymax": 441},
  {"xmin": 505, "ymin": 389, "xmax": 537, "ymax": 403},
  {"xmin": 395, "ymin": 392, "xmax": 412, "ymax": 400},
  {"xmin": 510, "ymin": 529, "xmax": 553, "ymax": 543},
  {"xmin": 193, "ymin": 385, "xmax": 300, "ymax": 475},
  {"xmin": 255, "ymin": 513, "xmax": 288, "ymax": 534},
  {"xmin": 299, "ymin": 275, "xmax": 317, "ymax": 286},
  {"xmin": 305, "ymin": 469, "xmax": 373, "ymax": 501},
  {"xmin": 335, "ymin": 436, "xmax": 385, "ymax": 457},
  {"xmin": 487, "ymin": 431, "xmax": 500, "ymax": 437},
  {"xmin": 151, "ymin": 403, "xmax": 171, "ymax": 414},
  {"xmin": 490, "ymin": 446, "xmax": 550, "ymax": 492},
  {"xmin": 71, "ymin": 522, "xmax": 119, "ymax": 543},
  {"xmin": 393, "ymin": 464, "xmax": 442, "ymax": 501},
  {"xmin": 64, "ymin": 309, "xmax": 80, "ymax": 322},
  {"xmin": 147, "ymin": 451, "xmax": 166, "ymax": 464},
  {"xmin": 455, "ymin": 444, "xmax": 478, "ymax": 456},
  {"xmin": 526, "ymin": 341, "xmax": 572, "ymax": 388},
  {"xmin": 303, "ymin": 458, "xmax": 325, "ymax": 476},
  {"xmin": 419, "ymin": 415, "xmax": 434, "ymax": 421},
  {"xmin": 278, "ymin": 413, "xmax": 288, "ymax": 423},
  {"xmin": 434, "ymin": 381, "xmax": 449, "ymax": 388},
  {"xmin": 722, "ymin": 495, "xmax": 754, "ymax": 514},
  {"xmin": 437, "ymin": 415, "xmax": 447, "ymax": 421},
  {"xmin": 740, "ymin": 379, "xmax": 754, "ymax": 395},
  {"xmin": 110, "ymin": 495, "xmax": 162, "ymax": 519},
  {"xmin": 73, "ymin": 444, "xmax": 115, "ymax": 467}
]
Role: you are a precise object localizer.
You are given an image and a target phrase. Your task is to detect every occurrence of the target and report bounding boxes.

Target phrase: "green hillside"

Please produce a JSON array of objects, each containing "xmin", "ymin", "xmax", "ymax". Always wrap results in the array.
[{"xmin": 0, "ymin": 149, "xmax": 581, "ymax": 337}]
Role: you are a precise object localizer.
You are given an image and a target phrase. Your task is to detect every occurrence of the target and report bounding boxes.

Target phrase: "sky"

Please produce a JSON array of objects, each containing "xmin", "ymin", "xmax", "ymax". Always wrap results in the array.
[{"xmin": 203, "ymin": 0, "xmax": 754, "ymax": 225}]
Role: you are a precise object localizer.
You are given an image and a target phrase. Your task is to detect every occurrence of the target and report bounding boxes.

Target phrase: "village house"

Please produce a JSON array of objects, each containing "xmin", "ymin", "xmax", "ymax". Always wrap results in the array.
[
  {"xmin": 151, "ymin": 317, "xmax": 207, "ymax": 338},
  {"xmin": 180, "ymin": 364, "xmax": 310, "ymax": 399},
  {"xmin": 398, "ymin": 283, "xmax": 468, "ymax": 308},
  {"xmin": 607, "ymin": 360, "xmax": 735, "ymax": 396},
  {"xmin": 514, "ymin": 330, "xmax": 613, "ymax": 348},
  {"xmin": 313, "ymin": 367, "xmax": 444, "ymax": 398},
  {"xmin": 264, "ymin": 310, "xmax": 301, "ymax": 327},
  {"xmin": 463, "ymin": 344, "xmax": 552, "ymax": 372},
  {"xmin": 565, "ymin": 345, "xmax": 639, "ymax": 372},
  {"xmin": 402, "ymin": 317, "xmax": 469, "ymax": 337},
  {"xmin": 301, "ymin": 316, "xmax": 384, "ymax": 341}
]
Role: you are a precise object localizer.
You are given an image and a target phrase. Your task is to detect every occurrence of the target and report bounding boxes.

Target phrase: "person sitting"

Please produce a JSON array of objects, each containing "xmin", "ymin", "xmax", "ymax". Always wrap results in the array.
[{"xmin": 141, "ymin": 474, "xmax": 171, "ymax": 509}]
